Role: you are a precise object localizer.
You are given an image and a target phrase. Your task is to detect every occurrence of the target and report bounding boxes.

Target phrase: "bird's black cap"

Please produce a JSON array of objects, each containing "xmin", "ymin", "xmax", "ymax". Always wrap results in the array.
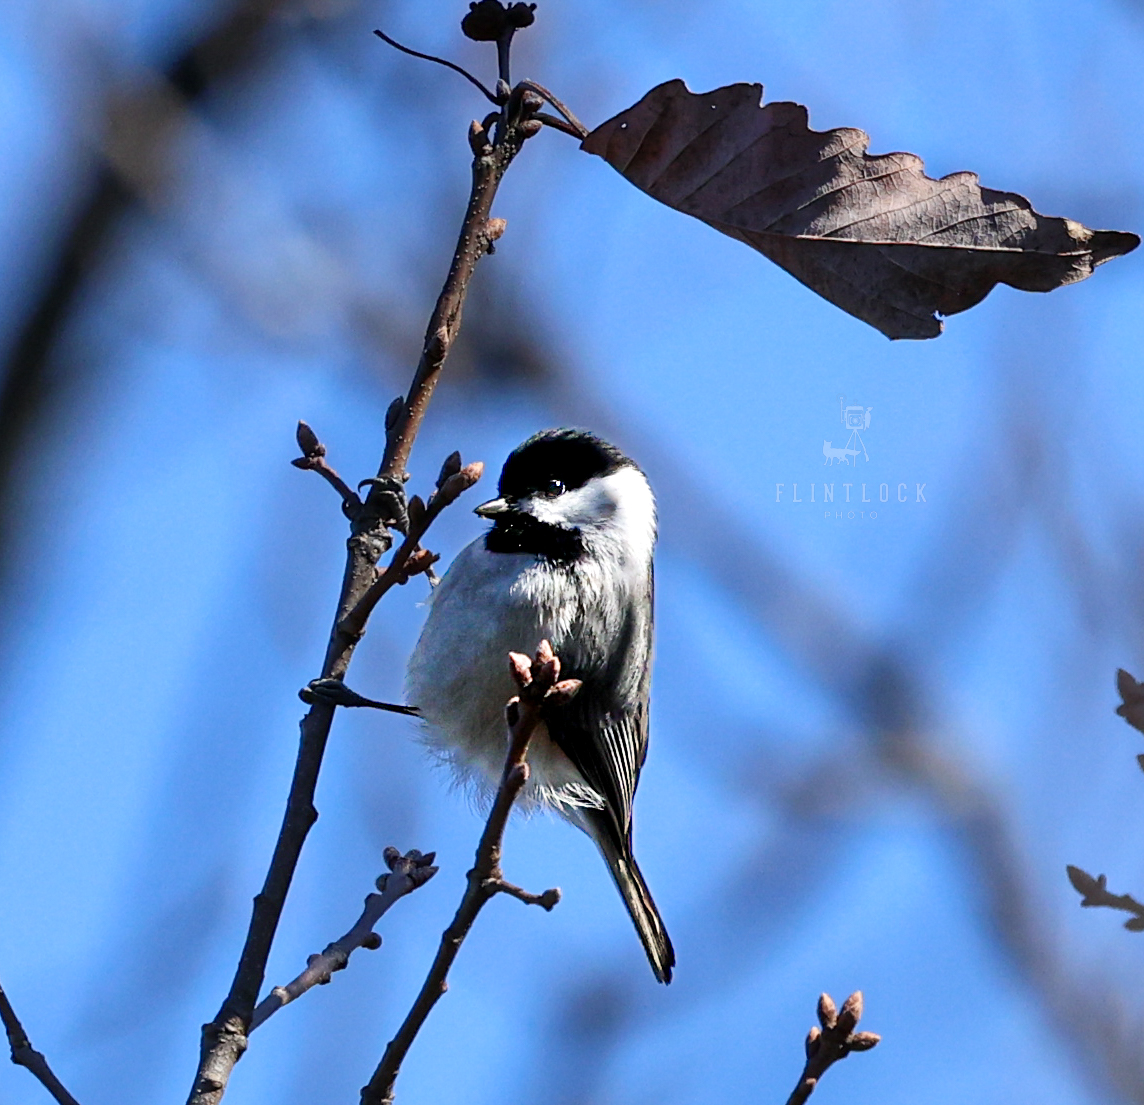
[{"xmin": 498, "ymin": 429, "xmax": 632, "ymax": 499}]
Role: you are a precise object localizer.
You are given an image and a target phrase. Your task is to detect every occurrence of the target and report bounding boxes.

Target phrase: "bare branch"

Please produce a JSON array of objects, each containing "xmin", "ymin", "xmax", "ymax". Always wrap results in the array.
[
  {"xmin": 1, "ymin": 979, "xmax": 82, "ymax": 1105},
  {"xmin": 359, "ymin": 641, "xmax": 572, "ymax": 1105},
  {"xmin": 340, "ymin": 461, "xmax": 484, "ymax": 638},
  {"xmin": 188, "ymin": 69, "xmax": 540, "ymax": 1105},
  {"xmin": 785, "ymin": 991, "xmax": 880, "ymax": 1105},
  {"xmin": 373, "ymin": 29, "xmax": 499, "ymax": 105},
  {"xmin": 375, "ymin": 86, "xmax": 537, "ymax": 484},
  {"xmin": 250, "ymin": 849, "xmax": 438, "ymax": 1031}
]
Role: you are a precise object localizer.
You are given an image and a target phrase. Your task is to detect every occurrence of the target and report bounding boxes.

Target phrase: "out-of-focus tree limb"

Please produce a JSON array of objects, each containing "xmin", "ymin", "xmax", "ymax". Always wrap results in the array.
[{"xmin": 0, "ymin": 0, "xmax": 293, "ymax": 565}]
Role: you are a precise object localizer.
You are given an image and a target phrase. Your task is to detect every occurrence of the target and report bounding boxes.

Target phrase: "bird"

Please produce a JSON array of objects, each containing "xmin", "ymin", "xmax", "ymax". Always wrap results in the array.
[{"xmin": 405, "ymin": 428, "xmax": 674, "ymax": 983}]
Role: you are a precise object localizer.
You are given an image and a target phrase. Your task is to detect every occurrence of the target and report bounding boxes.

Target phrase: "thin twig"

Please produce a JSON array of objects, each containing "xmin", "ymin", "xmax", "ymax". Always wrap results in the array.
[
  {"xmin": 534, "ymin": 111, "xmax": 586, "ymax": 139},
  {"xmin": 359, "ymin": 641, "xmax": 575, "ymax": 1105},
  {"xmin": 1, "ymin": 979, "xmax": 82, "ymax": 1105},
  {"xmin": 187, "ymin": 68, "xmax": 539, "ymax": 1105},
  {"xmin": 784, "ymin": 992, "xmax": 880, "ymax": 1105},
  {"xmin": 373, "ymin": 29, "xmax": 498, "ymax": 105},
  {"xmin": 375, "ymin": 83, "xmax": 536, "ymax": 485},
  {"xmin": 1066, "ymin": 866, "xmax": 1144, "ymax": 931},
  {"xmin": 250, "ymin": 849, "xmax": 438, "ymax": 1031},
  {"xmin": 518, "ymin": 79, "xmax": 590, "ymax": 139},
  {"xmin": 292, "ymin": 421, "xmax": 363, "ymax": 514}
]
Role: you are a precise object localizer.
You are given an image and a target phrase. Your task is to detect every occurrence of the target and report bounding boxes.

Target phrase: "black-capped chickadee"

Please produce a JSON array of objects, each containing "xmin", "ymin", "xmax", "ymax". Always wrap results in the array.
[{"xmin": 406, "ymin": 428, "xmax": 674, "ymax": 983}]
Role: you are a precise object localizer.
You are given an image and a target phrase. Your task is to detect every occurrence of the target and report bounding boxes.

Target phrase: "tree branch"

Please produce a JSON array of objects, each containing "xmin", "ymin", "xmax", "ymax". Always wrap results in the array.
[
  {"xmin": 186, "ymin": 65, "xmax": 544, "ymax": 1105},
  {"xmin": 1, "ymin": 979, "xmax": 82, "ymax": 1105},
  {"xmin": 1066, "ymin": 866, "xmax": 1144, "ymax": 932},
  {"xmin": 358, "ymin": 640, "xmax": 575, "ymax": 1105},
  {"xmin": 340, "ymin": 455, "xmax": 483, "ymax": 638},
  {"xmin": 784, "ymin": 992, "xmax": 880, "ymax": 1105},
  {"xmin": 375, "ymin": 83, "xmax": 537, "ymax": 485},
  {"xmin": 249, "ymin": 849, "xmax": 438, "ymax": 1031}
]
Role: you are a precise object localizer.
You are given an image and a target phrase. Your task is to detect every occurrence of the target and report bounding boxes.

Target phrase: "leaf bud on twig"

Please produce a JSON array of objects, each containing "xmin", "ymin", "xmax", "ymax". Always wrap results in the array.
[
  {"xmin": 296, "ymin": 420, "xmax": 323, "ymax": 458},
  {"xmin": 469, "ymin": 120, "xmax": 491, "ymax": 156},
  {"xmin": 816, "ymin": 992, "xmax": 837, "ymax": 1029},
  {"xmin": 407, "ymin": 494, "xmax": 427, "ymax": 530},
  {"xmin": 804, "ymin": 1026, "xmax": 822, "ymax": 1058},
  {"xmin": 546, "ymin": 678, "xmax": 582, "ymax": 707},
  {"xmin": 385, "ymin": 396, "xmax": 404, "ymax": 433},
  {"xmin": 518, "ymin": 118, "xmax": 543, "ymax": 139},
  {"xmin": 848, "ymin": 1032, "xmax": 881, "ymax": 1052},
  {"xmin": 836, "ymin": 991, "xmax": 863, "ymax": 1034},
  {"xmin": 438, "ymin": 461, "xmax": 485, "ymax": 503},
  {"xmin": 508, "ymin": 651, "xmax": 533, "ymax": 688},
  {"xmin": 437, "ymin": 451, "xmax": 463, "ymax": 489},
  {"xmin": 520, "ymin": 89, "xmax": 543, "ymax": 114}
]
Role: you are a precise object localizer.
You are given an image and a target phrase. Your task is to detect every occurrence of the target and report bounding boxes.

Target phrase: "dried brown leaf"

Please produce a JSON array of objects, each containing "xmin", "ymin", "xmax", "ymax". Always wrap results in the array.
[{"xmin": 582, "ymin": 80, "xmax": 1139, "ymax": 340}]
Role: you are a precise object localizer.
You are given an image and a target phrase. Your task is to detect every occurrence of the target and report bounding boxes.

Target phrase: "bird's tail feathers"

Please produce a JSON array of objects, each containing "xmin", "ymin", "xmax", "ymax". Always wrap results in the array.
[{"xmin": 596, "ymin": 832, "xmax": 675, "ymax": 984}]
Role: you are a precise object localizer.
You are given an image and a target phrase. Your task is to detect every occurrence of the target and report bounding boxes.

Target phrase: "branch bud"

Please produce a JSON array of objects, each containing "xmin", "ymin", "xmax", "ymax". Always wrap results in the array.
[
  {"xmin": 546, "ymin": 678, "xmax": 582, "ymax": 706},
  {"xmin": 520, "ymin": 89, "xmax": 543, "ymax": 114},
  {"xmin": 816, "ymin": 993, "xmax": 837, "ymax": 1029},
  {"xmin": 518, "ymin": 118, "xmax": 543, "ymax": 139},
  {"xmin": 362, "ymin": 933, "xmax": 383, "ymax": 951},
  {"xmin": 439, "ymin": 461, "xmax": 485, "ymax": 503},
  {"xmin": 805, "ymin": 1026, "xmax": 821, "ymax": 1057},
  {"xmin": 296, "ymin": 420, "xmax": 323, "ymax": 458},
  {"xmin": 437, "ymin": 451, "xmax": 463, "ymax": 489},
  {"xmin": 509, "ymin": 652, "xmax": 533, "ymax": 688},
  {"xmin": 848, "ymin": 1032, "xmax": 880, "ymax": 1052},
  {"xmin": 469, "ymin": 120, "xmax": 491, "ymax": 156},
  {"xmin": 385, "ymin": 395, "xmax": 404, "ymax": 433},
  {"xmin": 407, "ymin": 494, "xmax": 427, "ymax": 530},
  {"xmin": 836, "ymin": 991, "xmax": 863, "ymax": 1034}
]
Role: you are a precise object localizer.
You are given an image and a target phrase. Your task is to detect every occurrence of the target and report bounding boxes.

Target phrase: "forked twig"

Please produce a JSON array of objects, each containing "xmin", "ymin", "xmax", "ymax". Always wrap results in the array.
[
  {"xmin": 358, "ymin": 641, "xmax": 576, "ymax": 1105},
  {"xmin": 785, "ymin": 992, "xmax": 880, "ymax": 1105}
]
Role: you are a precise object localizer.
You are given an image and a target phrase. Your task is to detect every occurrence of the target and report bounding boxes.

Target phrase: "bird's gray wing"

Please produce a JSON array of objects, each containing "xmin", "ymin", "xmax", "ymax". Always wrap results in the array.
[{"xmin": 544, "ymin": 573, "xmax": 653, "ymax": 846}]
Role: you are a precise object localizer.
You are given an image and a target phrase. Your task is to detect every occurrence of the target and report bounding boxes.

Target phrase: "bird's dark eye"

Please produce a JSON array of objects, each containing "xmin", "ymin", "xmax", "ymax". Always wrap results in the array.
[{"xmin": 542, "ymin": 478, "xmax": 565, "ymax": 497}]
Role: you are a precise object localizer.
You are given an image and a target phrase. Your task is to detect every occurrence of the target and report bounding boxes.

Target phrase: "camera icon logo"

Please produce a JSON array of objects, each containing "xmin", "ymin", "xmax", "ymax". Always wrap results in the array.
[{"xmin": 823, "ymin": 398, "xmax": 872, "ymax": 465}]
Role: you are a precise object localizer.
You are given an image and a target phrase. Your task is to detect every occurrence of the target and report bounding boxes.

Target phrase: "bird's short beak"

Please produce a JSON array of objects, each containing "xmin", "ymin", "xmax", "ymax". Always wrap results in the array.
[{"xmin": 474, "ymin": 497, "xmax": 511, "ymax": 518}]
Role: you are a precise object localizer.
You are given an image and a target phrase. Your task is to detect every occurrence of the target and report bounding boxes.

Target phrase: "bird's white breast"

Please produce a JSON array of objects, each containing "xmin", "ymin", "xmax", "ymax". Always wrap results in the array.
[{"xmin": 405, "ymin": 465, "xmax": 655, "ymax": 812}]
